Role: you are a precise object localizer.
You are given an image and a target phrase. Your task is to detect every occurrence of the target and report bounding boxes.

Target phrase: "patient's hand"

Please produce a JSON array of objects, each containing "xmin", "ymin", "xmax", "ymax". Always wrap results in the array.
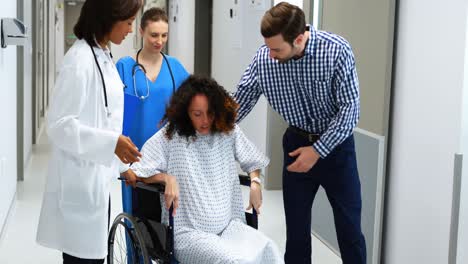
[
  {"xmin": 139, "ymin": 173, "xmax": 179, "ymax": 216},
  {"xmin": 247, "ymin": 181, "xmax": 262, "ymax": 214},
  {"xmin": 121, "ymin": 169, "xmax": 138, "ymax": 187},
  {"xmin": 162, "ymin": 174, "xmax": 179, "ymax": 216}
]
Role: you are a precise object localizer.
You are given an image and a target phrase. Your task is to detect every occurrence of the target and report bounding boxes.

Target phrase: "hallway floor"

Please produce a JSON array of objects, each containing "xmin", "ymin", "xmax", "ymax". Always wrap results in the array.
[{"xmin": 0, "ymin": 135, "xmax": 341, "ymax": 263}]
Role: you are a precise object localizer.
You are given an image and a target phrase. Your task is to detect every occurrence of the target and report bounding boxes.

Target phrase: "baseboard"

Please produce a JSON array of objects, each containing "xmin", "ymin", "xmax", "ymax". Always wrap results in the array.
[
  {"xmin": 312, "ymin": 231, "xmax": 341, "ymax": 257},
  {"xmin": 0, "ymin": 192, "xmax": 17, "ymax": 248}
]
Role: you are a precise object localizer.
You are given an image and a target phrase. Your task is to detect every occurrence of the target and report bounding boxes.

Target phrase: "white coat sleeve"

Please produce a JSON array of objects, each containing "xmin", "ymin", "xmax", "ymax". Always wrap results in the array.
[{"xmin": 47, "ymin": 64, "xmax": 119, "ymax": 166}]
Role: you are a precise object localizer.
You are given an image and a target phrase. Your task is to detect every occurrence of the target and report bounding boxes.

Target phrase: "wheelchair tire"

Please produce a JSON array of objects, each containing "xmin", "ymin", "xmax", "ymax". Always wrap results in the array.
[{"xmin": 108, "ymin": 213, "xmax": 151, "ymax": 264}]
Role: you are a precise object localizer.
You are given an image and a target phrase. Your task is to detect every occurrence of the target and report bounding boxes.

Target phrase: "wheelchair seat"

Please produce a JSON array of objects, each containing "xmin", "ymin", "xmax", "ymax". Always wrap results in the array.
[{"xmin": 107, "ymin": 175, "xmax": 258, "ymax": 264}]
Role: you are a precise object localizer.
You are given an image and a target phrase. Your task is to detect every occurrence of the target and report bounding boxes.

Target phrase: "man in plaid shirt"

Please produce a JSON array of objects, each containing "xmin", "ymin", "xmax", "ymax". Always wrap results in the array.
[{"xmin": 234, "ymin": 2, "xmax": 366, "ymax": 264}]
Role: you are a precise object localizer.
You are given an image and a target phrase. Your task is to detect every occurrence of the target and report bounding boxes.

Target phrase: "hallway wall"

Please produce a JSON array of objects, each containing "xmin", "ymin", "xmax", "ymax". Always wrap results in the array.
[
  {"xmin": 22, "ymin": 0, "xmax": 33, "ymax": 172},
  {"xmin": 455, "ymin": 5, "xmax": 468, "ymax": 263},
  {"xmin": 386, "ymin": 0, "xmax": 468, "ymax": 263},
  {"xmin": 211, "ymin": 0, "xmax": 271, "ymax": 162},
  {"xmin": 0, "ymin": 0, "xmax": 18, "ymax": 238},
  {"xmin": 168, "ymin": 0, "xmax": 195, "ymax": 73}
]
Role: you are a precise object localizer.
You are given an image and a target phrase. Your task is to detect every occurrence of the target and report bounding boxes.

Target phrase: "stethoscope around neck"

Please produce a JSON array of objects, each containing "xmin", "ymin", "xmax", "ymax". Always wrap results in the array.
[
  {"xmin": 132, "ymin": 48, "xmax": 176, "ymax": 100},
  {"xmin": 89, "ymin": 44, "xmax": 177, "ymax": 118},
  {"xmin": 89, "ymin": 43, "xmax": 111, "ymax": 116}
]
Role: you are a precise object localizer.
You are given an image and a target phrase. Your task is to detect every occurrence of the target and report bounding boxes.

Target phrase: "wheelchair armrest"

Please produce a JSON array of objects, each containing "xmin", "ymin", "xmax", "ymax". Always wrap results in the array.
[
  {"xmin": 118, "ymin": 176, "xmax": 166, "ymax": 193},
  {"xmin": 239, "ymin": 174, "xmax": 259, "ymax": 227},
  {"xmin": 238, "ymin": 174, "xmax": 251, "ymax": 187},
  {"xmin": 128, "ymin": 175, "xmax": 251, "ymax": 192},
  {"xmin": 135, "ymin": 181, "xmax": 166, "ymax": 193}
]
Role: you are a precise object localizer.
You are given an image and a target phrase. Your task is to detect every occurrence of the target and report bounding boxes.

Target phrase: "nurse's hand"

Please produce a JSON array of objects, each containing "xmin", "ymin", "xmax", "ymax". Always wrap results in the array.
[{"xmin": 115, "ymin": 135, "xmax": 142, "ymax": 164}]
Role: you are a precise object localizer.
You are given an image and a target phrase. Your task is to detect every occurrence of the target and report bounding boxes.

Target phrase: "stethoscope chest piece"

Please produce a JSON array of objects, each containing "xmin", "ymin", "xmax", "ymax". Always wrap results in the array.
[{"xmin": 132, "ymin": 49, "xmax": 176, "ymax": 101}]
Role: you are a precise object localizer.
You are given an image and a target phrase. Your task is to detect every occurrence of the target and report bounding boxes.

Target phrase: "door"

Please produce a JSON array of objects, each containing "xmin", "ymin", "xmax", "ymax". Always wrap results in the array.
[
  {"xmin": 33, "ymin": 0, "xmax": 46, "ymax": 143},
  {"xmin": 33, "ymin": 0, "xmax": 55, "ymax": 143},
  {"xmin": 309, "ymin": 1, "xmax": 396, "ymax": 264},
  {"xmin": 194, "ymin": 0, "xmax": 213, "ymax": 76}
]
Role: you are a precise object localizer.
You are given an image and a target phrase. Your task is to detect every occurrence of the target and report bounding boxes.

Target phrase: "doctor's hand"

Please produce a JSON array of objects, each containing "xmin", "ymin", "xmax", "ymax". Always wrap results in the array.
[
  {"xmin": 287, "ymin": 146, "xmax": 320, "ymax": 173},
  {"xmin": 115, "ymin": 135, "xmax": 142, "ymax": 164}
]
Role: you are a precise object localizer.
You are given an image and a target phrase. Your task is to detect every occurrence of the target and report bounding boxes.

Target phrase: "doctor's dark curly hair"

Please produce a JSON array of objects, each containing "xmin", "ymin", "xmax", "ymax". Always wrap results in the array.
[{"xmin": 162, "ymin": 75, "xmax": 238, "ymax": 140}]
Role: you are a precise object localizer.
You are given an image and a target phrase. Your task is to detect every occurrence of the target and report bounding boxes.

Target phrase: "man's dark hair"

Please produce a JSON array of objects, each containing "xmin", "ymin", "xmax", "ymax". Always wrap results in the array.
[
  {"xmin": 140, "ymin": 7, "xmax": 168, "ymax": 29},
  {"xmin": 260, "ymin": 2, "xmax": 306, "ymax": 45},
  {"xmin": 163, "ymin": 75, "xmax": 238, "ymax": 140},
  {"xmin": 74, "ymin": 0, "xmax": 142, "ymax": 46}
]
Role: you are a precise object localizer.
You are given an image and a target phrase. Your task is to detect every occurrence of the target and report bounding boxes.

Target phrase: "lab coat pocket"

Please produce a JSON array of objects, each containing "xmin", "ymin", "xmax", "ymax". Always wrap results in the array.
[{"xmin": 59, "ymin": 157, "xmax": 100, "ymax": 210}]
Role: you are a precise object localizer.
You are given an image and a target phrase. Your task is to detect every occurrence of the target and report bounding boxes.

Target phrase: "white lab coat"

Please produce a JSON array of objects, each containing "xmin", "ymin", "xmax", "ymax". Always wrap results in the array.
[{"xmin": 36, "ymin": 39, "xmax": 126, "ymax": 259}]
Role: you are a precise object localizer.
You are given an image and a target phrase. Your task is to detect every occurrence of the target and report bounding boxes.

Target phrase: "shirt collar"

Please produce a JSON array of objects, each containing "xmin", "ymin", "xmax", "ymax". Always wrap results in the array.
[
  {"xmin": 304, "ymin": 24, "xmax": 316, "ymax": 56},
  {"xmin": 92, "ymin": 37, "xmax": 113, "ymax": 60}
]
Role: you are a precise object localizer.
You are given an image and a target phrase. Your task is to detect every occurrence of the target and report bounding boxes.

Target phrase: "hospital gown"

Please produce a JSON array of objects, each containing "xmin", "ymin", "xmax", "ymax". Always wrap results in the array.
[{"xmin": 132, "ymin": 125, "xmax": 284, "ymax": 264}]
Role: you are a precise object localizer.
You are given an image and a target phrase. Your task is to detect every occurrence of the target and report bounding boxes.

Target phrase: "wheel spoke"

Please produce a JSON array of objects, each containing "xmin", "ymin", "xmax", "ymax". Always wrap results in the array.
[{"xmin": 108, "ymin": 214, "xmax": 149, "ymax": 264}]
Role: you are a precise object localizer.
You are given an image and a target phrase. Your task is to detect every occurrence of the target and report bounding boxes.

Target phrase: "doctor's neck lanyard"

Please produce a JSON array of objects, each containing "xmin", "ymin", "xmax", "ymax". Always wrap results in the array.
[{"xmin": 132, "ymin": 49, "xmax": 176, "ymax": 100}]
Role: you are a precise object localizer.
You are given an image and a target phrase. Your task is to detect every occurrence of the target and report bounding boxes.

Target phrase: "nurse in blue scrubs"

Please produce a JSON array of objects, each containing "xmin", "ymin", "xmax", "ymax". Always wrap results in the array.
[{"xmin": 116, "ymin": 7, "xmax": 189, "ymax": 215}]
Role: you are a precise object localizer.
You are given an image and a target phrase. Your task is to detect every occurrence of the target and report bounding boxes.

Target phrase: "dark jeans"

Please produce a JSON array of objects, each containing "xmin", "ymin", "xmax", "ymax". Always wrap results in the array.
[
  {"xmin": 62, "ymin": 253, "xmax": 104, "ymax": 264},
  {"xmin": 282, "ymin": 127, "xmax": 366, "ymax": 264}
]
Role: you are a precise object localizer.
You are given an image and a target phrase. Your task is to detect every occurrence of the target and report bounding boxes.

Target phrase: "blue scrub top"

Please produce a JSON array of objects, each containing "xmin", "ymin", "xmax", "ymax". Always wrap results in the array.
[
  {"xmin": 116, "ymin": 54, "xmax": 189, "ymax": 150},
  {"xmin": 116, "ymin": 54, "xmax": 188, "ymax": 215}
]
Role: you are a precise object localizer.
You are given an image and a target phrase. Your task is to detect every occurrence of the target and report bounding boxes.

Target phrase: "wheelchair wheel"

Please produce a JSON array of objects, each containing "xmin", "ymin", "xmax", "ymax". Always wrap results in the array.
[{"xmin": 108, "ymin": 213, "xmax": 151, "ymax": 264}]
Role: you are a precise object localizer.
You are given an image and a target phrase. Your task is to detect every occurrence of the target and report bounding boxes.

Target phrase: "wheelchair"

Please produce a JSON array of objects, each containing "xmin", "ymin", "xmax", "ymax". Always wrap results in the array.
[{"xmin": 107, "ymin": 175, "xmax": 258, "ymax": 264}]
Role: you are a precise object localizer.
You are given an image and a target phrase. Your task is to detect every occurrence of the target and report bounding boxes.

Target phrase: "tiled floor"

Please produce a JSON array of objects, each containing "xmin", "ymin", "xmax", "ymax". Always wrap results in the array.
[{"xmin": 0, "ymin": 136, "xmax": 341, "ymax": 263}]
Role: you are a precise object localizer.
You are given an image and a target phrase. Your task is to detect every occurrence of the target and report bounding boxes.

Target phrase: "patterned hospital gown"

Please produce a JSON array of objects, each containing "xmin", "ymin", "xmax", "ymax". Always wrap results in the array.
[{"xmin": 131, "ymin": 125, "xmax": 284, "ymax": 264}]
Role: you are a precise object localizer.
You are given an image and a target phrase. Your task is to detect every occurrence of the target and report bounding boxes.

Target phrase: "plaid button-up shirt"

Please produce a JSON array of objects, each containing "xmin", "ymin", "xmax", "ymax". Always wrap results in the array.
[{"xmin": 234, "ymin": 25, "xmax": 360, "ymax": 158}]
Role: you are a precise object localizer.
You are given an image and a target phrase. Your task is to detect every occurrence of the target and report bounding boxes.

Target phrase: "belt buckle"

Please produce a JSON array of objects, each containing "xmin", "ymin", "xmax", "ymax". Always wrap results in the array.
[{"xmin": 308, "ymin": 134, "xmax": 315, "ymax": 142}]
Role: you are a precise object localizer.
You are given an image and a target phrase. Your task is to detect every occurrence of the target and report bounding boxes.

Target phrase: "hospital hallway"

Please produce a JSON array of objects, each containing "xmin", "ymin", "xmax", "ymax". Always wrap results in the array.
[
  {"xmin": 0, "ymin": 133, "xmax": 342, "ymax": 264},
  {"xmin": 4, "ymin": 0, "xmax": 468, "ymax": 263}
]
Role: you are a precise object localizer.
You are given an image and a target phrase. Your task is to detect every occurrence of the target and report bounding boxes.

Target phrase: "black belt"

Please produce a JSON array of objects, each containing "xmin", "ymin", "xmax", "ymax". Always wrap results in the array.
[{"xmin": 287, "ymin": 126, "xmax": 320, "ymax": 143}]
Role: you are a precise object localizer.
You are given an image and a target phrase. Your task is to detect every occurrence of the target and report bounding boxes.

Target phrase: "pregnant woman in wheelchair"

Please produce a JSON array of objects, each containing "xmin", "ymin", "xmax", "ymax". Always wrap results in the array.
[{"xmin": 125, "ymin": 75, "xmax": 283, "ymax": 263}]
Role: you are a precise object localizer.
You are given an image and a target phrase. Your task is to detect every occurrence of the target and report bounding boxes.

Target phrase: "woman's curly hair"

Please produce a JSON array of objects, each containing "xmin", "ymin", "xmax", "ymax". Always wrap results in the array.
[{"xmin": 162, "ymin": 75, "xmax": 238, "ymax": 140}]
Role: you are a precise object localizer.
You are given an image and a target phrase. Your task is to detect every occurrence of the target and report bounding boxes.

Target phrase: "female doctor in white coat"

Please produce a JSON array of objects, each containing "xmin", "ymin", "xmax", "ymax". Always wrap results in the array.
[{"xmin": 36, "ymin": 0, "xmax": 143, "ymax": 263}]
